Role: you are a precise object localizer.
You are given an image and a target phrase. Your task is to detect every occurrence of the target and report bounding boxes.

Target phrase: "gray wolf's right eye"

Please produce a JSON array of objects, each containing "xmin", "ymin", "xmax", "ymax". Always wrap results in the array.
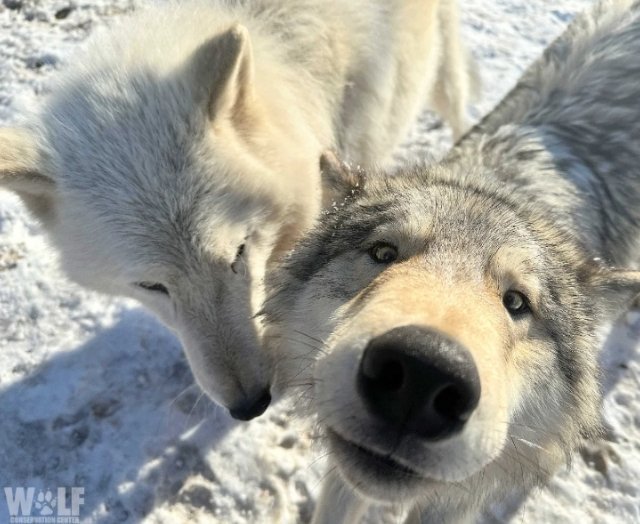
[
  {"xmin": 502, "ymin": 290, "xmax": 530, "ymax": 316},
  {"xmin": 368, "ymin": 243, "xmax": 398, "ymax": 264},
  {"xmin": 137, "ymin": 282, "xmax": 170, "ymax": 296}
]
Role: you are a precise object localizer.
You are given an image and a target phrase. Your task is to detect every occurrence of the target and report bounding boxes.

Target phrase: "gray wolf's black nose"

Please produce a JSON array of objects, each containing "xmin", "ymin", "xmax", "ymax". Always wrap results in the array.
[
  {"xmin": 229, "ymin": 389, "xmax": 271, "ymax": 421},
  {"xmin": 358, "ymin": 325, "xmax": 481, "ymax": 440}
]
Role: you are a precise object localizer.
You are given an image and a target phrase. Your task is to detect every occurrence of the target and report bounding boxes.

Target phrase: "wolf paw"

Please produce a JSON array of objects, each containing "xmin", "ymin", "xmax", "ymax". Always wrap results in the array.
[{"xmin": 34, "ymin": 490, "xmax": 57, "ymax": 516}]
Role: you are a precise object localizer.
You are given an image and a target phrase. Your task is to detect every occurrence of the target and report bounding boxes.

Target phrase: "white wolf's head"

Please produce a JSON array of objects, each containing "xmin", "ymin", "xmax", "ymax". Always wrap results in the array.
[{"xmin": 0, "ymin": 24, "xmax": 322, "ymax": 420}]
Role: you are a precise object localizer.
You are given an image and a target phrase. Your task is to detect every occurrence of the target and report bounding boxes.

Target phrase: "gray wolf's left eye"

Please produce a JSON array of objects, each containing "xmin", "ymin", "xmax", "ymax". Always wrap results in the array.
[
  {"xmin": 503, "ymin": 290, "xmax": 530, "ymax": 316},
  {"xmin": 369, "ymin": 243, "xmax": 398, "ymax": 264},
  {"xmin": 137, "ymin": 282, "xmax": 170, "ymax": 296}
]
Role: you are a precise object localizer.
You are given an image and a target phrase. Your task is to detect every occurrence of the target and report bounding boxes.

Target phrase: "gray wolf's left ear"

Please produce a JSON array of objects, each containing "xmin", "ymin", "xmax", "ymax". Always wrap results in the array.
[
  {"xmin": 319, "ymin": 150, "xmax": 365, "ymax": 207},
  {"xmin": 586, "ymin": 267, "xmax": 640, "ymax": 316},
  {"xmin": 0, "ymin": 127, "xmax": 56, "ymax": 222},
  {"xmin": 189, "ymin": 24, "xmax": 256, "ymax": 123}
]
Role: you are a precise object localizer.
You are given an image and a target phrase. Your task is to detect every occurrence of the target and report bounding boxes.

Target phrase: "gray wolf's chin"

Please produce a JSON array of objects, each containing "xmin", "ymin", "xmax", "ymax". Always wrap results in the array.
[{"xmin": 327, "ymin": 428, "xmax": 435, "ymax": 500}]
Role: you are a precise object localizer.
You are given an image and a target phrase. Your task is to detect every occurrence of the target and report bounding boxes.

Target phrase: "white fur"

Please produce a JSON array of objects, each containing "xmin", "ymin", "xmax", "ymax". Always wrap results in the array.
[{"xmin": 0, "ymin": 0, "xmax": 474, "ymax": 415}]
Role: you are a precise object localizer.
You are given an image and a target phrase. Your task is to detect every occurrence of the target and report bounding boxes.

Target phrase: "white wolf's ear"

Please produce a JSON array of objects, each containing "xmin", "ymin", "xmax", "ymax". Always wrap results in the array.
[
  {"xmin": 190, "ymin": 24, "xmax": 256, "ymax": 124},
  {"xmin": 0, "ymin": 127, "xmax": 56, "ymax": 222},
  {"xmin": 320, "ymin": 150, "xmax": 365, "ymax": 207},
  {"xmin": 586, "ymin": 267, "xmax": 640, "ymax": 316}
]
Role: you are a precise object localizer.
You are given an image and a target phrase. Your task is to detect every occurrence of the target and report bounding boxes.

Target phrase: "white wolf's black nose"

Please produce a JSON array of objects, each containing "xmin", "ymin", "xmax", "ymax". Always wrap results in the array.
[
  {"xmin": 358, "ymin": 326, "xmax": 480, "ymax": 440},
  {"xmin": 228, "ymin": 389, "xmax": 271, "ymax": 421}
]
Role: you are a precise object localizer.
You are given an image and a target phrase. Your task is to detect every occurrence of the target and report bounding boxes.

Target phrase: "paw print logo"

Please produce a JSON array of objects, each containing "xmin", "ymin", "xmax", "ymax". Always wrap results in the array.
[{"xmin": 34, "ymin": 490, "xmax": 57, "ymax": 516}]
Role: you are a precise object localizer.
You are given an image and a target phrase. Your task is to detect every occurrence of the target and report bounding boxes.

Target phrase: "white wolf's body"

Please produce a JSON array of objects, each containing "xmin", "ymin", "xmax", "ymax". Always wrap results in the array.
[{"xmin": 0, "ymin": 0, "xmax": 474, "ymax": 418}]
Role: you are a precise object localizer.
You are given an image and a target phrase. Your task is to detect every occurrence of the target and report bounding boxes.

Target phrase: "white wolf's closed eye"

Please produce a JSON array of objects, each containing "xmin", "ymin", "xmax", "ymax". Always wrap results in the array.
[
  {"xmin": 136, "ymin": 282, "xmax": 170, "ymax": 296},
  {"xmin": 231, "ymin": 243, "xmax": 246, "ymax": 275}
]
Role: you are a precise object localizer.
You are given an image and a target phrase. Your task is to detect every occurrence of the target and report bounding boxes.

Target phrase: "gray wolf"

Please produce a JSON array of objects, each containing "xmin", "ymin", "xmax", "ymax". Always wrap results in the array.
[
  {"xmin": 264, "ymin": 0, "xmax": 640, "ymax": 520},
  {"xmin": 0, "ymin": 0, "xmax": 473, "ymax": 419}
]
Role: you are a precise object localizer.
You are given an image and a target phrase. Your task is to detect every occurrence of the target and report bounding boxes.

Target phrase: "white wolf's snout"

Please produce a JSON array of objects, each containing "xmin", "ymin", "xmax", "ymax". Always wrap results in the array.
[
  {"xmin": 183, "ymin": 336, "xmax": 272, "ymax": 422},
  {"xmin": 173, "ymin": 275, "xmax": 273, "ymax": 421}
]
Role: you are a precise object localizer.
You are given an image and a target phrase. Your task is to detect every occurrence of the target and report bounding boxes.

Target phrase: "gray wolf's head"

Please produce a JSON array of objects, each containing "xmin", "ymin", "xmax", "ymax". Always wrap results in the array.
[
  {"xmin": 265, "ymin": 164, "xmax": 640, "ymax": 503},
  {"xmin": 0, "ymin": 24, "xmax": 323, "ymax": 419}
]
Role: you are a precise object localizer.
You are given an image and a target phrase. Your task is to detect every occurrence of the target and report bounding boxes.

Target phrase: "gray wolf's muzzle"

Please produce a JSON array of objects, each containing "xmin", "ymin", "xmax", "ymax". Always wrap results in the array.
[{"xmin": 358, "ymin": 325, "xmax": 481, "ymax": 440}]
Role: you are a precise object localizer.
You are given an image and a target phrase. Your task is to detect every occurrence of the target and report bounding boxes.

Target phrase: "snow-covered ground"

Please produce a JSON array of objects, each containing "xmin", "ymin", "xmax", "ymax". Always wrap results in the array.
[{"xmin": 1, "ymin": 0, "xmax": 639, "ymax": 522}]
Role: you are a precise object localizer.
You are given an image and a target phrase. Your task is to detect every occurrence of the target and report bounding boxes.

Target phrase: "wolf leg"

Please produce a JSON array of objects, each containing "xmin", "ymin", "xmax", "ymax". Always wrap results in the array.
[
  {"xmin": 312, "ymin": 468, "xmax": 368, "ymax": 524},
  {"xmin": 404, "ymin": 501, "xmax": 476, "ymax": 524},
  {"xmin": 431, "ymin": 0, "xmax": 479, "ymax": 139}
]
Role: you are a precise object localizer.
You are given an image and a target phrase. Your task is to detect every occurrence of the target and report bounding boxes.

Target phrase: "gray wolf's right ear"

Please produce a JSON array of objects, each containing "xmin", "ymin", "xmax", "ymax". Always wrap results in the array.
[
  {"xmin": 190, "ymin": 24, "xmax": 256, "ymax": 123},
  {"xmin": 584, "ymin": 266, "xmax": 640, "ymax": 319},
  {"xmin": 320, "ymin": 150, "xmax": 365, "ymax": 207},
  {"xmin": 0, "ymin": 127, "xmax": 56, "ymax": 222}
]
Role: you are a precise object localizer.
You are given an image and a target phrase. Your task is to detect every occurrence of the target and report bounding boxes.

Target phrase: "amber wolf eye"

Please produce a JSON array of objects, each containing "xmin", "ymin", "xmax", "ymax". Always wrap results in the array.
[
  {"xmin": 503, "ymin": 290, "xmax": 530, "ymax": 316},
  {"xmin": 137, "ymin": 282, "xmax": 170, "ymax": 296},
  {"xmin": 368, "ymin": 243, "xmax": 399, "ymax": 264}
]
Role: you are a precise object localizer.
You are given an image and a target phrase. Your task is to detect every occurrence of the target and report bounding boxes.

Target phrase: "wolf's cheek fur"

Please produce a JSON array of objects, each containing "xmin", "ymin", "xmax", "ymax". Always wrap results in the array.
[
  {"xmin": 269, "ymin": 282, "xmax": 346, "ymax": 398},
  {"xmin": 269, "ymin": 251, "xmax": 389, "ymax": 395}
]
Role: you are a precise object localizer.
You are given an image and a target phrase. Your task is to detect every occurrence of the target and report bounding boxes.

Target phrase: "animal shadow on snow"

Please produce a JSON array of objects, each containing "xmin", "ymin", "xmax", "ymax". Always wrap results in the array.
[{"xmin": 0, "ymin": 307, "xmax": 237, "ymax": 523}]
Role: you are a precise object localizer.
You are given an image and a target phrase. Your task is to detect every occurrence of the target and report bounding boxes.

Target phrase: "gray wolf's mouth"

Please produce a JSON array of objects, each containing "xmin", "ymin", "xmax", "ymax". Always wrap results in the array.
[{"xmin": 327, "ymin": 428, "xmax": 425, "ymax": 482}]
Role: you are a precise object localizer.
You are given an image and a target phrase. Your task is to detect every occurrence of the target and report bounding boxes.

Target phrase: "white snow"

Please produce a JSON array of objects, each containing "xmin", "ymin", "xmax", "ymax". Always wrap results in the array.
[{"xmin": 1, "ymin": 0, "xmax": 639, "ymax": 523}]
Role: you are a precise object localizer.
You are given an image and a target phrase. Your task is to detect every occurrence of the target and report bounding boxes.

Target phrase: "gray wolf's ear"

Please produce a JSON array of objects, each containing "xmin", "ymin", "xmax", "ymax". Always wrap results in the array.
[
  {"xmin": 320, "ymin": 150, "xmax": 365, "ymax": 207},
  {"xmin": 190, "ymin": 24, "xmax": 255, "ymax": 123},
  {"xmin": 0, "ymin": 128, "xmax": 56, "ymax": 222},
  {"xmin": 586, "ymin": 266, "xmax": 640, "ymax": 316}
]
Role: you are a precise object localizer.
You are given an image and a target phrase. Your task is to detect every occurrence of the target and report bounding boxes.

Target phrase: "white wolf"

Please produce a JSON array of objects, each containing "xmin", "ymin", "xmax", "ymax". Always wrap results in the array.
[{"xmin": 0, "ymin": 0, "xmax": 474, "ymax": 419}]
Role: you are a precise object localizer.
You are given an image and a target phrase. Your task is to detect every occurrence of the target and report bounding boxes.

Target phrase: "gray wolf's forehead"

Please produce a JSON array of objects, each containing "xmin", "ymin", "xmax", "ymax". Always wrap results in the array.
[
  {"xmin": 358, "ymin": 180, "xmax": 525, "ymax": 239},
  {"xmin": 286, "ymin": 180, "xmax": 532, "ymax": 284}
]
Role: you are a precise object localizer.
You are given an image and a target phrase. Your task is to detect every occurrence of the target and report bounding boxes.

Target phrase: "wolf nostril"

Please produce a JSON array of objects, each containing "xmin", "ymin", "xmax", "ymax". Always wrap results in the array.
[
  {"xmin": 362, "ymin": 357, "xmax": 405, "ymax": 392},
  {"xmin": 378, "ymin": 360, "xmax": 404, "ymax": 391},
  {"xmin": 228, "ymin": 389, "xmax": 271, "ymax": 421},
  {"xmin": 433, "ymin": 384, "xmax": 470, "ymax": 421},
  {"xmin": 358, "ymin": 325, "xmax": 481, "ymax": 441}
]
